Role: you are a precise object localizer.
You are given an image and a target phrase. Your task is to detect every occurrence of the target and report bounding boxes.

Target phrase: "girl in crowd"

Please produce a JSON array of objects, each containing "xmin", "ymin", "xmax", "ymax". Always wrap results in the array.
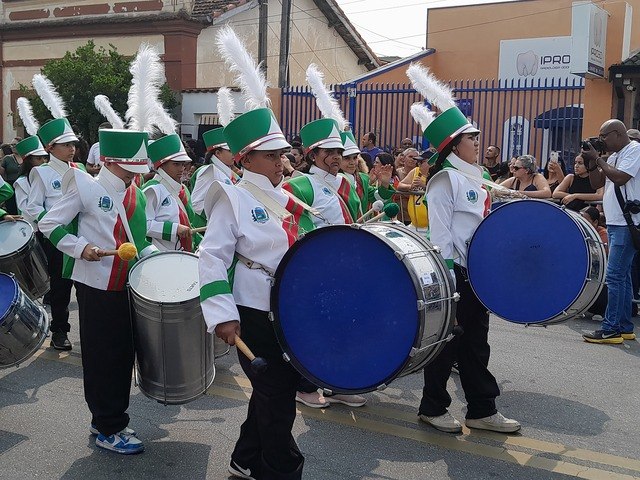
[{"xmin": 553, "ymin": 155, "xmax": 603, "ymax": 211}]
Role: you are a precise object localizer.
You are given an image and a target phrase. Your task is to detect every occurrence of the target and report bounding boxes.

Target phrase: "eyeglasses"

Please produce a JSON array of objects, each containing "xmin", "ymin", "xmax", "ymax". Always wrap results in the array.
[{"xmin": 599, "ymin": 130, "xmax": 616, "ymax": 139}]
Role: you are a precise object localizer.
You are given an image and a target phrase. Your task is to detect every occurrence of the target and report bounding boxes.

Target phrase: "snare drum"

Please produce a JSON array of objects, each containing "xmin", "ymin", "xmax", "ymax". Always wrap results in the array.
[
  {"xmin": 467, "ymin": 200, "xmax": 606, "ymax": 324},
  {"xmin": 128, "ymin": 251, "xmax": 215, "ymax": 405},
  {"xmin": 271, "ymin": 223, "xmax": 456, "ymax": 394},
  {"xmin": 0, "ymin": 273, "xmax": 50, "ymax": 368},
  {"xmin": 0, "ymin": 220, "xmax": 49, "ymax": 300}
]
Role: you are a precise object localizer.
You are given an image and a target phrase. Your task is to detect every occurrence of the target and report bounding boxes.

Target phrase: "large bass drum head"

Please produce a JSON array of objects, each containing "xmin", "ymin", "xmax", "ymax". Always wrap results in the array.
[
  {"xmin": 467, "ymin": 200, "xmax": 589, "ymax": 324},
  {"xmin": 271, "ymin": 225, "xmax": 419, "ymax": 393}
]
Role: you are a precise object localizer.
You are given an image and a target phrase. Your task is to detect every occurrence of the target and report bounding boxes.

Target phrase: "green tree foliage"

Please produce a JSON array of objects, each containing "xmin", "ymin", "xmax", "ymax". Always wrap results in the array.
[{"xmin": 20, "ymin": 41, "xmax": 179, "ymax": 144}]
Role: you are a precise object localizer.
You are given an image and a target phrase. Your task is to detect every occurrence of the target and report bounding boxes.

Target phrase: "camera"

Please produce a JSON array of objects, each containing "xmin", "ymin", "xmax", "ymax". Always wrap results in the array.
[
  {"xmin": 581, "ymin": 137, "xmax": 606, "ymax": 153},
  {"xmin": 623, "ymin": 200, "xmax": 640, "ymax": 215}
]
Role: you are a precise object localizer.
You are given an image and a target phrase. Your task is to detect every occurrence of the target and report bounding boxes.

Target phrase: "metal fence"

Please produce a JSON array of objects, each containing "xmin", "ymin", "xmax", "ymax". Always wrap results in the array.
[{"xmin": 280, "ymin": 77, "xmax": 585, "ymax": 171}]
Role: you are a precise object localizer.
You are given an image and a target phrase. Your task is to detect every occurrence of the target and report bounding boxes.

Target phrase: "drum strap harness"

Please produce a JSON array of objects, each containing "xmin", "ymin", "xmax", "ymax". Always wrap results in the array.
[
  {"xmin": 99, "ymin": 176, "xmax": 139, "ymax": 260},
  {"xmin": 235, "ymin": 180, "xmax": 322, "ymax": 276},
  {"xmin": 614, "ymin": 185, "xmax": 640, "ymax": 250},
  {"xmin": 443, "ymin": 167, "xmax": 525, "ymax": 199}
]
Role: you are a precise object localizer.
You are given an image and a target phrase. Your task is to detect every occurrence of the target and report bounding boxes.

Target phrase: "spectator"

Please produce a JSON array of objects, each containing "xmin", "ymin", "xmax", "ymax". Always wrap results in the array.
[
  {"xmin": 500, "ymin": 154, "xmax": 551, "ymax": 198},
  {"xmin": 290, "ymin": 146, "xmax": 309, "ymax": 172},
  {"xmin": 71, "ymin": 124, "xmax": 89, "ymax": 165},
  {"xmin": 553, "ymin": 155, "xmax": 603, "ymax": 211},
  {"xmin": 582, "ymin": 206, "xmax": 609, "ymax": 318},
  {"xmin": 543, "ymin": 152, "xmax": 566, "ymax": 192},
  {"xmin": 360, "ymin": 152, "xmax": 372, "ymax": 170},
  {"xmin": 627, "ymin": 129, "xmax": 640, "ymax": 143},
  {"xmin": 483, "ymin": 145, "xmax": 509, "ymax": 182},
  {"xmin": 397, "ymin": 151, "xmax": 431, "ymax": 231},
  {"xmin": 360, "ymin": 132, "xmax": 383, "ymax": 163},
  {"xmin": 86, "ymin": 122, "xmax": 112, "ymax": 176},
  {"xmin": 400, "ymin": 137, "xmax": 414, "ymax": 150},
  {"xmin": 582, "ymin": 119, "xmax": 640, "ymax": 344},
  {"xmin": 394, "ymin": 149, "xmax": 405, "ymax": 172}
]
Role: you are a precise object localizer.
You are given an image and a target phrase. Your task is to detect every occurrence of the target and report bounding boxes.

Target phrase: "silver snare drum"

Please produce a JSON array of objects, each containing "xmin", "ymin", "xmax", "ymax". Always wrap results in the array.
[
  {"xmin": 0, "ymin": 220, "xmax": 49, "ymax": 300},
  {"xmin": 0, "ymin": 273, "xmax": 50, "ymax": 368},
  {"xmin": 128, "ymin": 251, "xmax": 215, "ymax": 405}
]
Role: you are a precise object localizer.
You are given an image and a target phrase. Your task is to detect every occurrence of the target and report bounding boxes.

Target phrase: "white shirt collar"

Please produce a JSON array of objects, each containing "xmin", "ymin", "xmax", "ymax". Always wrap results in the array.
[
  {"xmin": 242, "ymin": 169, "xmax": 283, "ymax": 191},
  {"xmin": 309, "ymin": 164, "xmax": 340, "ymax": 186},
  {"xmin": 211, "ymin": 156, "xmax": 234, "ymax": 180},
  {"xmin": 446, "ymin": 153, "xmax": 484, "ymax": 178},
  {"xmin": 157, "ymin": 168, "xmax": 183, "ymax": 196},
  {"xmin": 48, "ymin": 155, "xmax": 70, "ymax": 176},
  {"xmin": 97, "ymin": 164, "xmax": 127, "ymax": 193}
]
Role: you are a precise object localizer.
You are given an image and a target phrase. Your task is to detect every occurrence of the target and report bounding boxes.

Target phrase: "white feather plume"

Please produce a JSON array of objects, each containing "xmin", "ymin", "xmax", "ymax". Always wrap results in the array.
[
  {"xmin": 216, "ymin": 26, "xmax": 269, "ymax": 110},
  {"xmin": 217, "ymin": 87, "xmax": 235, "ymax": 127},
  {"xmin": 126, "ymin": 44, "xmax": 164, "ymax": 133},
  {"xmin": 410, "ymin": 103, "xmax": 435, "ymax": 132},
  {"xmin": 152, "ymin": 103, "xmax": 178, "ymax": 135},
  {"xmin": 407, "ymin": 63, "xmax": 456, "ymax": 112},
  {"xmin": 16, "ymin": 97, "xmax": 40, "ymax": 136},
  {"xmin": 306, "ymin": 64, "xmax": 348, "ymax": 130},
  {"xmin": 32, "ymin": 74, "xmax": 67, "ymax": 119},
  {"xmin": 94, "ymin": 95, "xmax": 125, "ymax": 130}
]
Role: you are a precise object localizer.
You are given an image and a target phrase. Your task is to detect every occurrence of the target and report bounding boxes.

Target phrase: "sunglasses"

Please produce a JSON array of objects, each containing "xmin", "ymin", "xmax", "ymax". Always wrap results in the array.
[{"xmin": 511, "ymin": 166, "xmax": 524, "ymax": 171}]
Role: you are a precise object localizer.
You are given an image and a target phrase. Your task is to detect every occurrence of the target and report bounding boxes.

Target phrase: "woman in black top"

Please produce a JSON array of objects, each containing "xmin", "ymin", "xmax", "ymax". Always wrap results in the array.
[{"xmin": 552, "ymin": 155, "xmax": 603, "ymax": 211}]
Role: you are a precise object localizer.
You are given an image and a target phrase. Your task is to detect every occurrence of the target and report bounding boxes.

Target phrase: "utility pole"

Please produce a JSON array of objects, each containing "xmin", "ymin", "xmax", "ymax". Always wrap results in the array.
[
  {"xmin": 258, "ymin": 0, "xmax": 268, "ymax": 76},
  {"xmin": 278, "ymin": 0, "xmax": 292, "ymax": 88}
]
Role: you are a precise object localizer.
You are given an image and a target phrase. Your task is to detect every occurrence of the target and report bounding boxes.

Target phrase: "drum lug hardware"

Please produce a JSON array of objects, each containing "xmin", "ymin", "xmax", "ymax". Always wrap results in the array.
[
  {"xmin": 409, "ymin": 347, "xmax": 419, "ymax": 357},
  {"xmin": 322, "ymin": 388, "xmax": 333, "ymax": 396},
  {"xmin": 417, "ymin": 300, "xmax": 425, "ymax": 311},
  {"xmin": 282, "ymin": 352, "xmax": 291, "ymax": 362},
  {"xmin": 268, "ymin": 312, "xmax": 275, "ymax": 322},
  {"xmin": 394, "ymin": 251, "xmax": 405, "ymax": 260},
  {"xmin": 349, "ymin": 223, "xmax": 362, "ymax": 230},
  {"xmin": 376, "ymin": 383, "xmax": 388, "ymax": 391},
  {"xmin": 432, "ymin": 245, "xmax": 441, "ymax": 253},
  {"xmin": 453, "ymin": 292, "xmax": 460, "ymax": 302},
  {"xmin": 267, "ymin": 277, "xmax": 275, "ymax": 286}
]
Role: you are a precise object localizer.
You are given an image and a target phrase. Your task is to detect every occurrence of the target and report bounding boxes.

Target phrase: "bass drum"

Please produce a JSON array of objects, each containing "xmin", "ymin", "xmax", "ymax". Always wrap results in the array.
[
  {"xmin": 0, "ymin": 220, "xmax": 49, "ymax": 300},
  {"xmin": 271, "ymin": 223, "xmax": 456, "ymax": 395},
  {"xmin": 467, "ymin": 200, "xmax": 606, "ymax": 324},
  {"xmin": 128, "ymin": 251, "xmax": 215, "ymax": 405}
]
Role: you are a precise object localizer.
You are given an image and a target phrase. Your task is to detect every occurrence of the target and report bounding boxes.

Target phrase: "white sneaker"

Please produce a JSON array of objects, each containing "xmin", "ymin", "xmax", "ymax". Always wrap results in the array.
[
  {"xmin": 95, "ymin": 431, "xmax": 144, "ymax": 454},
  {"xmin": 295, "ymin": 391, "xmax": 330, "ymax": 408},
  {"xmin": 466, "ymin": 412, "xmax": 521, "ymax": 433},
  {"xmin": 418, "ymin": 411, "xmax": 462, "ymax": 433},
  {"xmin": 90, "ymin": 424, "xmax": 136, "ymax": 436},
  {"xmin": 325, "ymin": 393, "xmax": 366, "ymax": 407},
  {"xmin": 228, "ymin": 460, "xmax": 256, "ymax": 479}
]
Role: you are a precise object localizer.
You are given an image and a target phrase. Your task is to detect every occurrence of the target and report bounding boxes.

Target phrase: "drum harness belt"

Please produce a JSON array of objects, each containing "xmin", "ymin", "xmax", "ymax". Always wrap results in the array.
[
  {"xmin": 235, "ymin": 180, "xmax": 326, "ymax": 277},
  {"xmin": 97, "ymin": 174, "xmax": 139, "ymax": 260}
]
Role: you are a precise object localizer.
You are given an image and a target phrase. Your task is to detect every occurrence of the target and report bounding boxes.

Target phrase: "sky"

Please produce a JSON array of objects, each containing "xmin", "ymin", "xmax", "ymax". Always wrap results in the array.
[{"xmin": 334, "ymin": 0, "xmax": 515, "ymax": 58}]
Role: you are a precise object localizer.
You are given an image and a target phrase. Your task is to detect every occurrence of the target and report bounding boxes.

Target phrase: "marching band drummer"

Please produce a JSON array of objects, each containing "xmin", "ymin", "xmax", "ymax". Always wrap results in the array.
[
  {"xmin": 199, "ymin": 106, "xmax": 315, "ymax": 480},
  {"xmin": 143, "ymin": 134, "xmax": 202, "ymax": 252},
  {"xmin": 39, "ymin": 129, "xmax": 157, "ymax": 455},
  {"xmin": 190, "ymin": 126, "xmax": 240, "ymax": 220},
  {"xmin": 406, "ymin": 64, "xmax": 521, "ymax": 434},
  {"xmin": 339, "ymin": 130, "xmax": 376, "ymax": 215},
  {"xmin": 12, "ymin": 136, "xmax": 49, "ymax": 225},
  {"xmin": 25, "ymin": 113, "xmax": 85, "ymax": 351}
]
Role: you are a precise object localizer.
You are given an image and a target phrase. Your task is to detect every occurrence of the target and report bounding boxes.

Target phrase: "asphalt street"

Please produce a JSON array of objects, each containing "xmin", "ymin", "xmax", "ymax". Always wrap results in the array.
[{"xmin": 1, "ymin": 294, "xmax": 639, "ymax": 480}]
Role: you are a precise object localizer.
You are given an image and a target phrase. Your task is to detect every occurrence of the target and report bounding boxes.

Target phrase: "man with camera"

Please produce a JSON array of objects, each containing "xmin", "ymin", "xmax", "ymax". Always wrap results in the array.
[{"xmin": 581, "ymin": 119, "xmax": 640, "ymax": 344}]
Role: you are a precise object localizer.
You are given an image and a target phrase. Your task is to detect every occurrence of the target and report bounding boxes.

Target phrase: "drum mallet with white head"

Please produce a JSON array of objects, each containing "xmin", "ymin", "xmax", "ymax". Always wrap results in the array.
[
  {"xmin": 190, "ymin": 226, "xmax": 207, "ymax": 234},
  {"xmin": 234, "ymin": 335, "xmax": 268, "ymax": 373},
  {"xmin": 356, "ymin": 200, "xmax": 384, "ymax": 223},
  {"xmin": 98, "ymin": 242, "xmax": 138, "ymax": 261}
]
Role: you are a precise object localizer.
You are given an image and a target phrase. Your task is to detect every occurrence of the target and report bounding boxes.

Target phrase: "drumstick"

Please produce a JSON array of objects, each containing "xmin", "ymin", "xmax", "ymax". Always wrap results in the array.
[
  {"xmin": 99, "ymin": 242, "xmax": 137, "ymax": 261},
  {"xmin": 191, "ymin": 226, "xmax": 207, "ymax": 234},
  {"xmin": 234, "ymin": 335, "xmax": 268, "ymax": 373},
  {"xmin": 356, "ymin": 200, "xmax": 384, "ymax": 222}
]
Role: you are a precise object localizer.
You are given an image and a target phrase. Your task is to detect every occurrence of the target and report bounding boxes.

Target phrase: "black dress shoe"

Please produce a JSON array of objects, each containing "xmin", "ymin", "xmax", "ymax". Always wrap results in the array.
[{"xmin": 50, "ymin": 332, "xmax": 72, "ymax": 351}]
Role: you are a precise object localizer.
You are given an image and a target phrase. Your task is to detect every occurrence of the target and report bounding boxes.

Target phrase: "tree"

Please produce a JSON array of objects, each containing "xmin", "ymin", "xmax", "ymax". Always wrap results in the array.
[{"xmin": 20, "ymin": 41, "xmax": 179, "ymax": 144}]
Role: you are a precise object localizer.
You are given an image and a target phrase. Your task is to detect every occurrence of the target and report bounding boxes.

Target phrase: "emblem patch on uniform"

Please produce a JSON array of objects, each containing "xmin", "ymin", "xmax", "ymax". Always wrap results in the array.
[
  {"xmin": 52, "ymin": 180, "xmax": 61, "ymax": 190},
  {"xmin": 466, "ymin": 190, "xmax": 478, "ymax": 204},
  {"xmin": 162, "ymin": 196, "xmax": 171, "ymax": 206},
  {"xmin": 322, "ymin": 187, "xmax": 332, "ymax": 196},
  {"xmin": 224, "ymin": 179, "xmax": 232, "ymax": 185},
  {"xmin": 251, "ymin": 206, "xmax": 269, "ymax": 224},
  {"xmin": 98, "ymin": 196, "xmax": 113, "ymax": 212}
]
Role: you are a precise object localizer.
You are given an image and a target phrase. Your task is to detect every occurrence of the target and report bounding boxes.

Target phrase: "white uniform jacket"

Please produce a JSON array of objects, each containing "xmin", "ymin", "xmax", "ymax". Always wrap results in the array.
[
  {"xmin": 198, "ymin": 170, "xmax": 298, "ymax": 332},
  {"xmin": 143, "ymin": 170, "xmax": 189, "ymax": 251},
  {"xmin": 191, "ymin": 157, "xmax": 239, "ymax": 217},
  {"xmin": 13, "ymin": 175, "xmax": 36, "ymax": 228},
  {"xmin": 426, "ymin": 153, "xmax": 490, "ymax": 270},
  {"xmin": 24, "ymin": 156, "xmax": 70, "ymax": 224},
  {"xmin": 38, "ymin": 166, "xmax": 156, "ymax": 291}
]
